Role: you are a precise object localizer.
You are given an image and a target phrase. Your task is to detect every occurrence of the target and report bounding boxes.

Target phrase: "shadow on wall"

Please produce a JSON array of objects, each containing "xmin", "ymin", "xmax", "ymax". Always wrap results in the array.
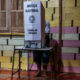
[{"xmin": 50, "ymin": 39, "xmax": 63, "ymax": 73}]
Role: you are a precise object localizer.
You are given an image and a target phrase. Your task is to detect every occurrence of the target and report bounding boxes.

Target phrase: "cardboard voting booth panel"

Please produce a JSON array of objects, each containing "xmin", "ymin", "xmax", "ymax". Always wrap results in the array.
[{"xmin": 24, "ymin": 1, "xmax": 45, "ymax": 48}]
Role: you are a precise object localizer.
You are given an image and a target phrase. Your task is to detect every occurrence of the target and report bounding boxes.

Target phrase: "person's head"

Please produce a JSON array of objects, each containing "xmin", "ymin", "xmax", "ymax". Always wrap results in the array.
[
  {"xmin": 45, "ymin": 20, "xmax": 50, "ymax": 34},
  {"xmin": 45, "ymin": 20, "xmax": 50, "ymax": 36}
]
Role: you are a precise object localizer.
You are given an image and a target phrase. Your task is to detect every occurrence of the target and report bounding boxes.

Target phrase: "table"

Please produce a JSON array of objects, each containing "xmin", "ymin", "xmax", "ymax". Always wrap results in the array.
[{"xmin": 11, "ymin": 46, "xmax": 57, "ymax": 80}]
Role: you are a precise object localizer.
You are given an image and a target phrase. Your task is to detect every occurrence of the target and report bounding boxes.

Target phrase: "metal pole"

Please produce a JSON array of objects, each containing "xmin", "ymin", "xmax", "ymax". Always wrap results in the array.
[
  {"xmin": 59, "ymin": 0, "xmax": 62, "ymax": 48},
  {"xmin": 11, "ymin": 50, "xmax": 15, "ymax": 80},
  {"xmin": 57, "ymin": 0, "xmax": 62, "ymax": 73}
]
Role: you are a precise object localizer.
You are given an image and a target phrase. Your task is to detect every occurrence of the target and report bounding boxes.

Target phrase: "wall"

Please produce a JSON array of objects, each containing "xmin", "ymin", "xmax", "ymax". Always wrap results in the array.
[{"xmin": 0, "ymin": 35, "xmax": 28, "ymax": 70}]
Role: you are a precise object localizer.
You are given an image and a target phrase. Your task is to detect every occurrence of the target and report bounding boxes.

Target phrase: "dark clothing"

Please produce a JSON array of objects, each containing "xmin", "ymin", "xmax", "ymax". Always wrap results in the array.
[
  {"xmin": 33, "ymin": 34, "xmax": 50, "ymax": 64},
  {"xmin": 33, "ymin": 51, "xmax": 50, "ymax": 64}
]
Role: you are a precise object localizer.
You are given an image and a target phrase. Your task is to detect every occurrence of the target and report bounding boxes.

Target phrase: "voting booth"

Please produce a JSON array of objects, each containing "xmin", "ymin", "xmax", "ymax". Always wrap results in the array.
[{"xmin": 24, "ymin": 1, "xmax": 45, "ymax": 48}]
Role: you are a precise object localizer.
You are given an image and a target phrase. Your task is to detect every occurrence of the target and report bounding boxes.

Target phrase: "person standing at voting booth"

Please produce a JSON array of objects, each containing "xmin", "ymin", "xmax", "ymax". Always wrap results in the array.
[{"xmin": 33, "ymin": 20, "xmax": 50, "ymax": 77}]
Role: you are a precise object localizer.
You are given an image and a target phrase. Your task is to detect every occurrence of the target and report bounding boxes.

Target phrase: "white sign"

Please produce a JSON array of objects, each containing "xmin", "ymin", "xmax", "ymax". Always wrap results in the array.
[{"xmin": 24, "ymin": 1, "xmax": 41, "ymax": 41}]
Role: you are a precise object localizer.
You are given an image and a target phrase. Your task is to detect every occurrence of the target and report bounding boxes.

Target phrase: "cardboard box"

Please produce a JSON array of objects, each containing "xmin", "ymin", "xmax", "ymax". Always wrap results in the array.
[{"xmin": 24, "ymin": 1, "xmax": 45, "ymax": 48}]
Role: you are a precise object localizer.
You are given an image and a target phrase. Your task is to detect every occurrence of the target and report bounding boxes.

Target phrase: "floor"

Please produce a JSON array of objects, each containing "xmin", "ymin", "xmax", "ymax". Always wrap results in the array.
[{"xmin": 0, "ymin": 69, "xmax": 80, "ymax": 80}]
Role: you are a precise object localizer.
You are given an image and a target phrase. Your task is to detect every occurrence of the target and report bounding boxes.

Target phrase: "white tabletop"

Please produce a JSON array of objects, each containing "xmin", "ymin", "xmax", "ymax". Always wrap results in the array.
[{"xmin": 14, "ymin": 46, "xmax": 53, "ymax": 51}]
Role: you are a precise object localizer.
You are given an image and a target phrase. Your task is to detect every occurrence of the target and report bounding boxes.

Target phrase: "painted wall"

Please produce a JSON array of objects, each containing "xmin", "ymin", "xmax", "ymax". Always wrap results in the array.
[{"xmin": 0, "ymin": 35, "xmax": 28, "ymax": 70}]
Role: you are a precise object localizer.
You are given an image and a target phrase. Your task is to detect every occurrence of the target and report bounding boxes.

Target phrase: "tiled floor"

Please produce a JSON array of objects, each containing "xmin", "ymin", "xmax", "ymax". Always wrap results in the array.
[{"xmin": 0, "ymin": 70, "xmax": 80, "ymax": 80}]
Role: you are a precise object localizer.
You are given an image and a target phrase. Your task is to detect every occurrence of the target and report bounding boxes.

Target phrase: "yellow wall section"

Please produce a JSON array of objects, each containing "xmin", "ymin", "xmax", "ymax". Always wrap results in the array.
[
  {"xmin": 45, "ymin": 0, "xmax": 80, "ymax": 27},
  {"xmin": 1, "ymin": 63, "xmax": 26, "ymax": 70},
  {"xmin": 62, "ymin": 0, "xmax": 75, "ymax": 7},
  {"xmin": 77, "ymin": 0, "xmax": 80, "ymax": 7},
  {"xmin": 0, "ymin": 56, "xmax": 27, "ymax": 70},
  {"xmin": 48, "ymin": 1, "xmax": 59, "ymax": 7},
  {"xmin": 62, "ymin": 7, "xmax": 80, "ymax": 27},
  {"xmin": 41, "ymin": 1, "xmax": 46, "ymax": 8},
  {"xmin": 50, "ymin": 20, "xmax": 59, "ymax": 27},
  {"xmin": 63, "ymin": 60, "xmax": 80, "ymax": 67},
  {"xmin": 13, "ymin": 57, "xmax": 27, "ymax": 64},
  {"xmin": 0, "ymin": 56, "xmax": 11, "ymax": 63}
]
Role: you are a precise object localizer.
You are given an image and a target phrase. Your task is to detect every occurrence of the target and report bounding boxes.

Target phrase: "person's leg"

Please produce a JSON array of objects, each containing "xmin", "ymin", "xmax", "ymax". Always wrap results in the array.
[
  {"xmin": 35, "ymin": 63, "xmax": 41, "ymax": 76},
  {"xmin": 42, "ymin": 52, "xmax": 50, "ymax": 77},
  {"xmin": 33, "ymin": 51, "xmax": 41, "ymax": 76},
  {"xmin": 42, "ymin": 63, "xmax": 48, "ymax": 76}
]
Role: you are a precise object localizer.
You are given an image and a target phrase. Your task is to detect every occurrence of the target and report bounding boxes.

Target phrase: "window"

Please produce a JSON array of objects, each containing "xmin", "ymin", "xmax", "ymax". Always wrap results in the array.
[
  {"xmin": 0, "ymin": 0, "xmax": 26, "ymax": 33},
  {"xmin": 11, "ymin": 0, "xmax": 24, "ymax": 33},
  {"xmin": 0, "ymin": 0, "xmax": 9, "ymax": 32}
]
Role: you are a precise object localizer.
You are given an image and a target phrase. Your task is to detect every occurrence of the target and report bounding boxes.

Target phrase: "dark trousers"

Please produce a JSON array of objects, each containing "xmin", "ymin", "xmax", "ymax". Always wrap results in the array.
[{"xmin": 33, "ymin": 51, "xmax": 50, "ymax": 64}]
